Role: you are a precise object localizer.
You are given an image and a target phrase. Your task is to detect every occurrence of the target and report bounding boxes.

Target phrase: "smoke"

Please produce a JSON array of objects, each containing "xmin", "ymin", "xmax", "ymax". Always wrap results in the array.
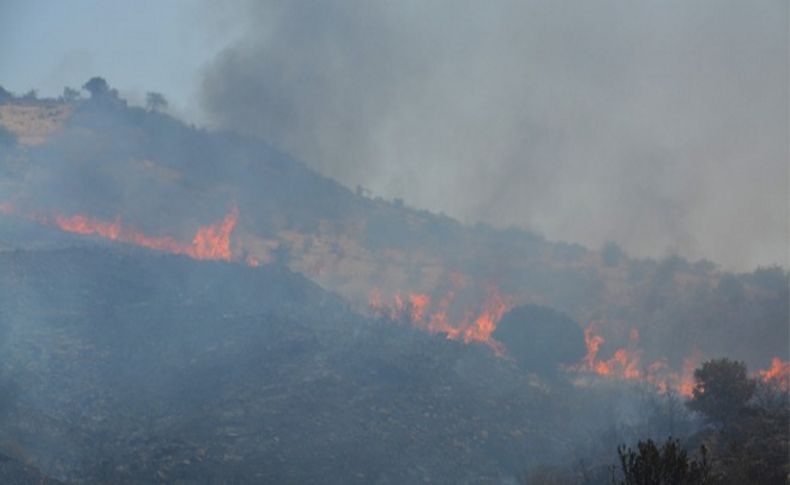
[{"xmin": 199, "ymin": 0, "xmax": 788, "ymax": 271}]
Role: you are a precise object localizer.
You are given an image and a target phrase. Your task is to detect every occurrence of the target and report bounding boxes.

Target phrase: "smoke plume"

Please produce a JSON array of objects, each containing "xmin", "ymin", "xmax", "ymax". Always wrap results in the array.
[{"xmin": 200, "ymin": 0, "xmax": 788, "ymax": 270}]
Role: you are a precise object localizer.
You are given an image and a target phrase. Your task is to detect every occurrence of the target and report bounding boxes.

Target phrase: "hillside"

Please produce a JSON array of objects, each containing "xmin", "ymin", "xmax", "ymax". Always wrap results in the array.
[
  {"xmin": 0, "ymin": 90, "xmax": 785, "ymax": 378},
  {"xmin": 0, "ymin": 83, "xmax": 787, "ymax": 484},
  {"xmin": 0, "ymin": 245, "xmax": 623, "ymax": 483}
]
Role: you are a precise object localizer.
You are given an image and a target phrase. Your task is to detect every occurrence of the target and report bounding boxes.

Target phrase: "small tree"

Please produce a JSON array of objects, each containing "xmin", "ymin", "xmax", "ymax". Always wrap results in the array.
[
  {"xmin": 0, "ymin": 86, "xmax": 13, "ymax": 103},
  {"xmin": 145, "ymin": 92, "xmax": 168, "ymax": 111},
  {"xmin": 61, "ymin": 86, "xmax": 81, "ymax": 102},
  {"xmin": 686, "ymin": 359, "xmax": 755, "ymax": 428},
  {"xmin": 613, "ymin": 438, "xmax": 711, "ymax": 485},
  {"xmin": 83, "ymin": 76, "xmax": 110, "ymax": 98}
]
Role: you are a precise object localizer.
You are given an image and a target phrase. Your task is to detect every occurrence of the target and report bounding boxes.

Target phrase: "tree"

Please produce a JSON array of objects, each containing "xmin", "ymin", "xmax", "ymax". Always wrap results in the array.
[
  {"xmin": 83, "ymin": 76, "xmax": 110, "ymax": 98},
  {"xmin": 0, "ymin": 86, "xmax": 13, "ymax": 103},
  {"xmin": 613, "ymin": 438, "xmax": 711, "ymax": 485},
  {"xmin": 145, "ymin": 91, "xmax": 168, "ymax": 111},
  {"xmin": 686, "ymin": 359, "xmax": 755, "ymax": 428},
  {"xmin": 61, "ymin": 86, "xmax": 81, "ymax": 102}
]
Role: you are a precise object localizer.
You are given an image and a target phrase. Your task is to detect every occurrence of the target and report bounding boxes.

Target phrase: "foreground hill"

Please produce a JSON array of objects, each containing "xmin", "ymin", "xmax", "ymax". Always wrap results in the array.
[{"xmin": 1, "ymin": 245, "xmax": 629, "ymax": 483}]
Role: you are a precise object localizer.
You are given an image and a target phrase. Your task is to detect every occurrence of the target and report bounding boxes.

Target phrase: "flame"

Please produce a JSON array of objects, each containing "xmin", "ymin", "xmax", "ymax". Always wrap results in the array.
[
  {"xmin": 676, "ymin": 358, "xmax": 697, "ymax": 397},
  {"xmin": 574, "ymin": 322, "xmax": 697, "ymax": 397},
  {"xmin": 368, "ymin": 281, "xmax": 512, "ymax": 354},
  {"xmin": 53, "ymin": 206, "xmax": 239, "ymax": 261},
  {"xmin": 189, "ymin": 205, "xmax": 238, "ymax": 260},
  {"xmin": 2, "ymin": 202, "xmax": 241, "ymax": 263},
  {"xmin": 409, "ymin": 293, "xmax": 430, "ymax": 322},
  {"xmin": 577, "ymin": 322, "xmax": 642, "ymax": 379},
  {"xmin": 55, "ymin": 214, "xmax": 123, "ymax": 240},
  {"xmin": 369, "ymin": 288, "xmax": 384, "ymax": 316},
  {"xmin": 462, "ymin": 289, "xmax": 508, "ymax": 343},
  {"xmin": 757, "ymin": 357, "xmax": 790, "ymax": 391}
]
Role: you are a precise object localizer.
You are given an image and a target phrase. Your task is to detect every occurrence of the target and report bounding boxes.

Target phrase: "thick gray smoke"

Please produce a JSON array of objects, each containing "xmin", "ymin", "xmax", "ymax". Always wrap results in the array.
[{"xmin": 200, "ymin": 0, "xmax": 788, "ymax": 271}]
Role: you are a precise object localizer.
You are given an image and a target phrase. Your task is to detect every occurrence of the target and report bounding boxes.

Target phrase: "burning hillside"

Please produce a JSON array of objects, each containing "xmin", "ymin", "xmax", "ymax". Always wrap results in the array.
[
  {"xmin": 1, "ymin": 203, "xmax": 239, "ymax": 261},
  {"xmin": 0, "ymin": 83, "xmax": 787, "ymax": 483},
  {"xmin": 0, "ymin": 90, "xmax": 787, "ymax": 399}
]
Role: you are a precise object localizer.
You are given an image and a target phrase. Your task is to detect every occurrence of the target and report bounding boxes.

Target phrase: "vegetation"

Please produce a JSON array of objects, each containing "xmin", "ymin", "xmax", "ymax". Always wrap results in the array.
[
  {"xmin": 145, "ymin": 91, "xmax": 168, "ymax": 111},
  {"xmin": 612, "ymin": 438, "xmax": 711, "ymax": 485},
  {"xmin": 610, "ymin": 359, "xmax": 789, "ymax": 485},
  {"xmin": 687, "ymin": 359, "xmax": 756, "ymax": 428},
  {"xmin": 493, "ymin": 305, "xmax": 586, "ymax": 375}
]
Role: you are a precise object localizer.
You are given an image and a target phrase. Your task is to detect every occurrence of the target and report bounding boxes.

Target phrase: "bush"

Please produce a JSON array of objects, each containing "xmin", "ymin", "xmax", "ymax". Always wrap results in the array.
[{"xmin": 613, "ymin": 437, "xmax": 711, "ymax": 485}]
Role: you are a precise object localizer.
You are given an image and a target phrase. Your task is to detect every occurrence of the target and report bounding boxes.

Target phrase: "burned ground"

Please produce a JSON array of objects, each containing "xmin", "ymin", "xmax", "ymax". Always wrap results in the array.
[{"xmin": 0, "ymin": 245, "xmax": 604, "ymax": 483}]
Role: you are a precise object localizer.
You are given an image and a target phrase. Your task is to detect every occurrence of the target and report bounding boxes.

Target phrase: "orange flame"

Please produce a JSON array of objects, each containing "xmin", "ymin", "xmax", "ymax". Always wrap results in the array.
[
  {"xmin": 55, "ymin": 214, "xmax": 123, "ymax": 241},
  {"xmin": 54, "ymin": 207, "xmax": 239, "ymax": 261},
  {"xmin": 368, "ymin": 281, "xmax": 512, "ymax": 354},
  {"xmin": 574, "ymin": 322, "xmax": 697, "ymax": 397},
  {"xmin": 757, "ymin": 357, "xmax": 790, "ymax": 391},
  {"xmin": 409, "ymin": 293, "xmax": 431, "ymax": 322},
  {"xmin": 189, "ymin": 205, "xmax": 238, "ymax": 260},
  {"xmin": 2, "ymin": 202, "xmax": 241, "ymax": 263}
]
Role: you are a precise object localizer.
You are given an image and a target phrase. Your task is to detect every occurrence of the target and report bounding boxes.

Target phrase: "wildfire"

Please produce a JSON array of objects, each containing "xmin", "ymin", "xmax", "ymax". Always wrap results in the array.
[
  {"xmin": 1, "ymin": 202, "xmax": 241, "ymax": 263},
  {"xmin": 573, "ymin": 322, "xmax": 697, "ymax": 397},
  {"xmin": 368, "ymin": 281, "xmax": 512, "ymax": 354},
  {"xmin": 757, "ymin": 357, "xmax": 790, "ymax": 391}
]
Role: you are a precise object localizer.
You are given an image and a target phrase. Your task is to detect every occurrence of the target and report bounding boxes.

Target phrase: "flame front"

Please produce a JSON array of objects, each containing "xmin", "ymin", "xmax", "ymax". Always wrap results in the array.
[
  {"xmin": 369, "ymin": 282, "xmax": 512, "ymax": 354},
  {"xmin": 2, "ymin": 202, "xmax": 240, "ymax": 263},
  {"xmin": 574, "ymin": 322, "xmax": 697, "ymax": 397}
]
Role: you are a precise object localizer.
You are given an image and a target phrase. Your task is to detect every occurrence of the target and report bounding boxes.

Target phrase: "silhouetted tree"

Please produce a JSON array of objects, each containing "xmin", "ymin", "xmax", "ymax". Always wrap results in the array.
[
  {"xmin": 0, "ymin": 86, "xmax": 13, "ymax": 103},
  {"xmin": 145, "ymin": 91, "xmax": 168, "ymax": 111},
  {"xmin": 612, "ymin": 438, "xmax": 711, "ymax": 485},
  {"xmin": 83, "ymin": 77, "xmax": 110, "ymax": 98},
  {"xmin": 682, "ymin": 359, "xmax": 789, "ymax": 484},
  {"xmin": 686, "ymin": 359, "xmax": 755, "ymax": 428},
  {"xmin": 81, "ymin": 76, "xmax": 125, "ymax": 107}
]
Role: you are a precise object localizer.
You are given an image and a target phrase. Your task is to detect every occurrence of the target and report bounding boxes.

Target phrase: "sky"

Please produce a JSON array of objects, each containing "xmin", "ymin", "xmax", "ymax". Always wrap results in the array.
[
  {"xmin": 0, "ymin": 0, "xmax": 229, "ymax": 120},
  {"xmin": 1, "ymin": 0, "xmax": 787, "ymax": 271}
]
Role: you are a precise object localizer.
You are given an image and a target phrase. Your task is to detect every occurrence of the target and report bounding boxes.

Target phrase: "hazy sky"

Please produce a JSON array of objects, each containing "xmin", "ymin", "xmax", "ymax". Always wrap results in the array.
[
  {"xmin": 0, "ymin": 0, "xmax": 229, "ymax": 119},
  {"xmin": 1, "ymin": 1, "xmax": 787, "ymax": 270}
]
